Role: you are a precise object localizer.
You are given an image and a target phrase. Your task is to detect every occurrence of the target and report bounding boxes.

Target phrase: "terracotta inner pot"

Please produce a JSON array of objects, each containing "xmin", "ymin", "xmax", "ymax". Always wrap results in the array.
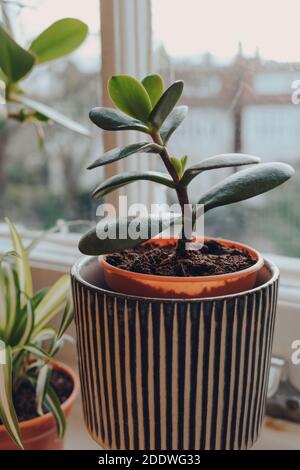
[
  {"xmin": 101, "ymin": 237, "xmax": 264, "ymax": 299},
  {"xmin": 0, "ymin": 361, "xmax": 79, "ymax": 451}
]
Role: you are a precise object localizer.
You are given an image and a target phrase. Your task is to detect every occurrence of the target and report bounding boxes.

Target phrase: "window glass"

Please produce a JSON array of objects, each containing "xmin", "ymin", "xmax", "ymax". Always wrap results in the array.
[
  {"xmin": 152, "ymin": 0, "xmax": 300, "ymax": 256},
  {"xmin": 0, "ymin": 0, "xmax": 102, "ymax": 229}
]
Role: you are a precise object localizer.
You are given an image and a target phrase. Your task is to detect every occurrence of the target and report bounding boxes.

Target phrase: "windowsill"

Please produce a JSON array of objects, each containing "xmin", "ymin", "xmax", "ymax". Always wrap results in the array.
[{"xmin": 1, "ymin": 222, "xmax": 300, "ymax": 305}]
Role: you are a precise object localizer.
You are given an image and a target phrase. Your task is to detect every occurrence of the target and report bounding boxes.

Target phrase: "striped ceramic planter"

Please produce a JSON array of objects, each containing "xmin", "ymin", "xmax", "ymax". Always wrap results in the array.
[{"xmin": 71, "ymin": 257, "xmax": 279, "ymax": 450}]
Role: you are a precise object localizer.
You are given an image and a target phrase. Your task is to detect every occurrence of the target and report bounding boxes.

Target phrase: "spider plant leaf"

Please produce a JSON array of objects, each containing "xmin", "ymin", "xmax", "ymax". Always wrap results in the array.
[
  {"xmin": 29, "ymin": 18, "xmax": 88, "ymax": 64},
  {"xmin": 160, "ymin": 105, "xmax": 188, "ymax": 143},
  {"xmin": 197, "ymin": 162, "xmax": 295, "ymax": 213},
  {"xmin": 36, "ymin": 363, "xmax": 52, "ymax": 416},
  {"xmin": 31, "ymin": 326, "xmax": 56, "ymax": 343},
  {"xmin": 89, "ymin": 107, "xmax": 150, "ymax": 133},
  {"xmin": 79, "ymin": 213, "xmax": 181, "ymax": 256},
  {"xmin": 2, "ymin": 264, "xmax": 18, "ymax": 340},
  {"xmin": 87, "ymin": 142, "xmax": 162, "ymax": 169},
  {"xmin": 0, "ymin": 25, "xmax": 35, "ymax": 83},
  {"xmin": 14, "ymin": 343, "xmax": 51, "ymax": 361},
  {"xmin": 10, "ymin": 94, "xmax": 90, "ymax": 136},
  {"xmin": 182, "ymin": 153, "xmax": 261, "ymax": 185},
  {"xmin": 0, "ymin": 345, "xmax": 23, "ymax": 449},
  {"xmin": 56, "ymin": 295, "xmax": 73, "ymax": 340},
  {"xmin": 18, "ymin": 299, "xmax": 34, "ymax": 346},
  {"xmin": 33, "ymin": 275, "xmax": 70, "ymax": 334},
  {"xmin": 6, "ymin": 218, "xmax": 33, "ymax": 307},
  {"xmin": 142, "ymin": 74, "xmax": 164, "ymax": 107},
  {"xmin": 44, "ymin": 386, "xmax": 66, "ymax": 439},
  {"xmin": 92, "ymin": 171, "xmax": 174, "ymax": 200},
  {"xmin": 108, "ymin": 75, "xmax": 152, "ymax": 123},
  {"xmin": 149, "ymin": 81, "xmax": 184, "ymax": 130}
]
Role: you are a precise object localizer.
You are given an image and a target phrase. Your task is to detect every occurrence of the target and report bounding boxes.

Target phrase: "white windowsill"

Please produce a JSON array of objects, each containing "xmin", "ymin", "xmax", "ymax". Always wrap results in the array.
[{"xmin": 1, "ymin": 222, "xmax": 300, "ymax": 305}]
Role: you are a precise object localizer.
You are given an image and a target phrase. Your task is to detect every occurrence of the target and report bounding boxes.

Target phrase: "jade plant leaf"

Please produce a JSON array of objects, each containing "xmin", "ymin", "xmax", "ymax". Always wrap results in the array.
[
  {"xmin": 149, "ymin": 81, "xmax": 184, "ymax": 130},
  {"xmin": 160, "ymin": 105, "xmax": 188, "ymax": 143},
  {"xmin": 197, "ymin": 162, "xmax": 295, "ymax": 213},
  {"xmin": 92, "ymin": 171, "xmax": 175, "ymax": 200},
  {"xmin": 170, "ymin": 157, "xmax": 184, "ymax": 179},
  {"xmin": 11, "ymin": 94, "xmax": 90, "ymax": 136},
  {"xmin": 142, "ymin": 74, "xmax": 164, "ymax": 107},
  {"xmin": 108, "ymin": 75, "xmax": 152, "ymax": 123},
  {"xmin": 0, "ymin": 25, "xmax": 35, "ymax": 83},
  {"xmin": 89, "ymin": 107, "xmax": 150, "ymax": 133},
  {"xmin": 182, "ymin": 153, "xmax": 261, "ymax": 185},
  {"xmin": 29, "ymin": 18, "xmax": 88, "ymax": 64},
  {"xmin": 79, "ymin": 213, "xmax": 181, "ymax": 256},
  {"xmin": 87, "ymin": 142, "xmax": 163, "ymax": 169}
]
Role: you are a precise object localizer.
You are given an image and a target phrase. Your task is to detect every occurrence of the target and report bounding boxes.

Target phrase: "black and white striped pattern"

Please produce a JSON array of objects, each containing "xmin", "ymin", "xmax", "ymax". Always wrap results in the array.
[{"xmin": 72, "ymin": 259, "xmax": 279, "ymax": 450}]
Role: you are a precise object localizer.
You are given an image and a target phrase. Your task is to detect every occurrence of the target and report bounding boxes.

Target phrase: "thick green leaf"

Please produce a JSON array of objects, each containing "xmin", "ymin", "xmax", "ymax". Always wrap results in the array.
[
  {"xmin": 149, "ymin": 81, "xmax": 184, "ymax": 129},
  {"xmin": 181, "ymin": 155, "xmax": 188, "ymax": 172},
  {"xmin": 0, "ymin": 346, "xmax": 23, "ymax": 449},
  {"xmin": 92, "ymin": 171, "xmax": 174, "ymax": 200},
  {"xmin": 0, "ymin": 25, "xmax": 35, "ymax": 83},
  {"xmin": 197, "ymin": 162, "xmax": 295, "ymax": 213},
  {"xmin": 170, "ymin": 157, "xmax": 184, "ymax": 179},
  {"xmin": 45, "ymin": 386, "xmax": 66, "ymax": 438},
  {"xmin": 11, "ymin": 94, "xmax": 90, "ymax": 136},
  {"xmin": 79, "ymin": 213, "xmax": 181, "ymax": 256},
  {"xmin": 182, "ymin": 153, "xmax": 261, "ymax": 185},
  {"xmin": 160, "ymin": 105, "xmax": 188, "ymax": 143},
  {"xmin": 89, "ymin": 107, "xmax": 149, "ymax": 133},
  {"xmin": 87, "ymin": 142, "xmax": 162, "ymax": 169},
  {"xmin": 6, "ymin": 218, "xmax": 33, "ymax": 307},
  {"xmin": 108, "ymin": 75, "xmax": 152, "ymax": 123},
  {"xmin": 142, "ymin": 74, "xmax": 164, "ymax": 107},
  {"xmin": 29, "ymin": 18, "xmax": 88, "ymax": 64}
]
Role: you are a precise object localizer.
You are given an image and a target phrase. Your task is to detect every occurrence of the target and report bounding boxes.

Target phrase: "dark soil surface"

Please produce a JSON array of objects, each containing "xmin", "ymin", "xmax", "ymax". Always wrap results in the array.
[
  {"xmin": 0, "ymin": 369, "xmax": 73, "ymax": 424},
  {"xmin": 106, "ymin": 239, "xmax": 256, "ymax": 277}
]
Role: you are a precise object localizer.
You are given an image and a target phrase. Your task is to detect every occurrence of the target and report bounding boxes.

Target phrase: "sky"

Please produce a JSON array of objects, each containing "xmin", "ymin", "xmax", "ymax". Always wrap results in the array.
[
  {"xmin": 152, "ymin": 0, "xmax": 300, "ymax": 62},
  {"xmin": 5, "ymin": 0, "xmax": 300, "ymax": 66}
]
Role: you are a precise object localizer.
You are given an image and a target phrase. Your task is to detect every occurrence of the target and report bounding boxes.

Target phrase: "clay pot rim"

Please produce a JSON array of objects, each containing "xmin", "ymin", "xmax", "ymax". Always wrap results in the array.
[
  {"xmin": 101, "ymin": 237, "xmax": 264, "ymax": 284},
  {"xmin": 0, "ymin": 361, "xmax": 79, "ymax": 433},
  {"xmin": 72, "ymin": 252, "xmax": 279, "ymax": 303}
]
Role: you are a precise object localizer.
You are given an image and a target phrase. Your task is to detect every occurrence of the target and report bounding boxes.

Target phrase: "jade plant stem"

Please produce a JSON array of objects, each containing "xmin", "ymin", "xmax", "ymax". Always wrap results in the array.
[{"xmin": 151, "ymin": 131, "xmax": 193, "ymax": 254}]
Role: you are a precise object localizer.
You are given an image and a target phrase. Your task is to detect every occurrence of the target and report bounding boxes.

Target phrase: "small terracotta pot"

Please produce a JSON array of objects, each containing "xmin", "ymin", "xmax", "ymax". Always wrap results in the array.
[
  {"xmin": 101, "ymin": 237, "xmax": 264, "ymax": 299},
  {"xmin": 0, "ymin": 362, "xmax": 79, "ymax": 450}
]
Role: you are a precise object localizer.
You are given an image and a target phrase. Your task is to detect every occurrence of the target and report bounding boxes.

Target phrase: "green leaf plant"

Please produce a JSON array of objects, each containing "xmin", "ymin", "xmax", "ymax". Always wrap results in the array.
[
  {"xmin": 0, "ymin": 219, "xmax": 73, "ymax": 449},
  {"xmin": 0, "ymin": 18, "xmax": 90, "ymax": 137},
  {"xmin": 79, "ymin": 74, "xmax": 294, "ymax": 256}
]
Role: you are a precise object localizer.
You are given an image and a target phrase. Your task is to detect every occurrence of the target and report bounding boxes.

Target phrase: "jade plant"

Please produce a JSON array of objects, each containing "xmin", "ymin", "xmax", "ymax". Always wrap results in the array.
[
  {"xmin": 0, "ymin": 18, "xmax": 89, "ymax": 136},
  {"xmin": 79, "ymin": 74, "xmax": 294, "ymax": 256},
  {"xmin": 0, "ymin": 220, "xmax": 73, "ymax": 449}
]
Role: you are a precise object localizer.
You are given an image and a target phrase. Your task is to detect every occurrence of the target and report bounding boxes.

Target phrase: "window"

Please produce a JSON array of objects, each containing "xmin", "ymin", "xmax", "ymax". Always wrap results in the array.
[
  {"xmin": 152, "ymin": 0, "xmax": 300, "ymax": 257},
  {"xmin": 0, "ymin": 0, "xmax": 102, "ymax": 229}
]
